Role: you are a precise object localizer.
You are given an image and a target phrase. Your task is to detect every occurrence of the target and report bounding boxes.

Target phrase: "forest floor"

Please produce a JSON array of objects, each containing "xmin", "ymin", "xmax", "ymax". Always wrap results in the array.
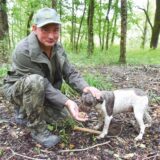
[{"xmin": 0, "ymin": 65, "xmax": 160, "ymax": 160}]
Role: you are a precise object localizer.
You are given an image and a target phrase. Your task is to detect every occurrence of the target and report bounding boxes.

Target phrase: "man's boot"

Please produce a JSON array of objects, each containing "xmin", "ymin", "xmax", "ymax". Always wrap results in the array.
[{"xmin": 30, "ymin": 123, "xmax": 60, "ymax": 148}]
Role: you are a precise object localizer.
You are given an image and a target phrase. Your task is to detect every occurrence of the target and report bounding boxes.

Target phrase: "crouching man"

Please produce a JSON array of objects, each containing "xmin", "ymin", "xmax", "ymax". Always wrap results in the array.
[{"xmin": 2, "ymin": 8, "xmax": 101, "ymax": 148}]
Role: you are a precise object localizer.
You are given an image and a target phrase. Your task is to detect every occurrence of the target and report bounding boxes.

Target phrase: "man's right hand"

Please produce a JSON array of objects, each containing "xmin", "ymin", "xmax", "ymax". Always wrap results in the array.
[{"xmin": 65, "ymin": 99, "xmax": 88, "ymax": 122}]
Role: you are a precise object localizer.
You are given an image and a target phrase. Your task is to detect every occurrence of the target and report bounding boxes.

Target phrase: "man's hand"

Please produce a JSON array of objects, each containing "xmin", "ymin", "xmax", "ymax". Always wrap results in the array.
[
  {"xmin": 65, "ymin": 99, "xmax": 88, "ymax": 122},
  {"xmin": 83, "ymin": 86, "xmax": 101, "ymax": 99}
]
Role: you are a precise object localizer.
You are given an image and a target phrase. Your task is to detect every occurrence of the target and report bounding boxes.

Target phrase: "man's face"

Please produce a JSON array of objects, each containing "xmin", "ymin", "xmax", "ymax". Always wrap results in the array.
[{"xmin": 33, "ymin": 23, "xmax": 60, "ymax": 47}]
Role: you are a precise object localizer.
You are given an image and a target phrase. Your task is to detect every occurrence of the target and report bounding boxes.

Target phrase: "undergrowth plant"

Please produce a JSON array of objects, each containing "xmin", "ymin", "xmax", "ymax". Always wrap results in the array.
[
  {"xmin": 0, "ymin": 67, "xmax": 8, "ymax": 78},
  {"xmin": 83, "ymin": 73, "xmax": 113, "ymax": 90},
  {"xmin": 61, "ymin": 82, "xmax": 79, "ymax": 98},
  {"xmin": 47, "ymin": 118, "xmax": 81, "ymax": 146}
]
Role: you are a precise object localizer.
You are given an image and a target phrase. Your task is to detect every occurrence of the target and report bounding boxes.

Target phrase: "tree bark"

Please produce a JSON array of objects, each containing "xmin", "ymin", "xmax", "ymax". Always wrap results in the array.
[
  {"xmin": 105, "ymin": 0, "xmax": 112, "ymax": 50},
  {"xmin": 71, "ymin": 0, "xmax": 76, "ymax": 50},
  {"xmin": 52, "ymin": 0, "xmax": 57, "ymax": 9},
  {"xmin": 0, "ymin": 0, "xmax": 9, "ymax": 39},
  {"xmin": 98, "ymin": 0, "xmax": 102, "ymax": 47},
  {"xmin": 150, "ymin": 0, "xmax": 160, "ymax": 49},
  {"xmin": 87, "ymin": 0, "xmax": 95, "ymax": 56},
  {"xmin": 119, "ymin": 0, "xmax": 127, "ymax": 64},
  {"xmin": 75, "ymin": 1, "xmax": 86, "ymax": 53},
  {"xmin": 0, "ymin": 0, "xmax": 9, "ymax": 57},
  {"xmin": 26, "ymin": 12, "xmax": 34, "ymax": 36},
  {"xmin": 141, "ymin": 0, "xmax": 149, "ymax": 48},
  {"xmin": 111, "ymin": 0, "xmax": 118, "ymax": 45}
]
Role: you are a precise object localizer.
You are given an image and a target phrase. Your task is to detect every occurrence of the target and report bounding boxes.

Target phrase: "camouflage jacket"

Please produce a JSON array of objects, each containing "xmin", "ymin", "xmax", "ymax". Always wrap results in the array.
[{"xmin": 4, "ymin": 32, "xmax": 89, "ymax": 106}]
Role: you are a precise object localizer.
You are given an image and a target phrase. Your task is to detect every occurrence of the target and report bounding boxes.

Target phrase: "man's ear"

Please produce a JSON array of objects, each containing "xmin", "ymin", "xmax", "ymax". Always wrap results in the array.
[
  {"xmin": 32, "ymin": 24, "xmax": 37, "ymax": 32},
  {"xmin": 97, "ymin": 96, "xmax": 104, "ymax": 104}
]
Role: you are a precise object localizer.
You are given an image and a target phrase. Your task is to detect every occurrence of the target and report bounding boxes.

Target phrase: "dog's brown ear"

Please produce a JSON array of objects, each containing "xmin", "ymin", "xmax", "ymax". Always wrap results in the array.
[{"xmin": 97, "ymin": 96, "xmax": 104, "ymax": 104}]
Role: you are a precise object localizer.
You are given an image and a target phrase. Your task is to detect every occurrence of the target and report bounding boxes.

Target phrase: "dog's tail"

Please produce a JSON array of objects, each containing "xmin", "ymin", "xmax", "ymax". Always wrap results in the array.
[{"xmin": 144, "ymin": 106, "xmax": 152, "ymax": 127}]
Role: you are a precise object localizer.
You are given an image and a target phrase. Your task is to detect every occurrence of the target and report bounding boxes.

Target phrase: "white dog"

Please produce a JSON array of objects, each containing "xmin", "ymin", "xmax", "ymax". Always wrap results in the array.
[{"xmin": 82, "ymin": 88, "xmax": 152, "ymax": 140}]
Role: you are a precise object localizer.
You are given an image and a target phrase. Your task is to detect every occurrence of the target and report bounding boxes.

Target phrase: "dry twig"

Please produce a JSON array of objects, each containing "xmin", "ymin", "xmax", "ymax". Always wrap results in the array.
[
  {"xmin": 58, "ymin": 141, "xmax": 111, "ymax": 153},
  {"xmin": 142, "ymin": 152, "xmax": 160, "ymax": 160},
  {"xmin": 73, "ymin": 126, "xmax": 101, "ymax": 134},
  {"xmin": 7, "ymin": 148, "xmax": 43, "ymax": 160}
]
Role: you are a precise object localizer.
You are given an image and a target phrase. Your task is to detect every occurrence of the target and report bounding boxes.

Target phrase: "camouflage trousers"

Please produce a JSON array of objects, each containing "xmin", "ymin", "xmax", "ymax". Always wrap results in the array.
[{"xmin": 3, "ymin": 74, "xmax": 70, "ymax": 130}]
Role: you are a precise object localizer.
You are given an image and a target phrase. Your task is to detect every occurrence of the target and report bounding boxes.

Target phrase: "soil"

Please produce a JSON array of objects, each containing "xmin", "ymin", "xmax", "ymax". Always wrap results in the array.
[{"xmin": 0, "ymin": 65, "xmax": 160, "ymax": 160}]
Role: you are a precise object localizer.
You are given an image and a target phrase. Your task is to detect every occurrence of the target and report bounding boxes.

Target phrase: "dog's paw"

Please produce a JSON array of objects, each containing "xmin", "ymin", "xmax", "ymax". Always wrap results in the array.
[
  {"xmin": 96, "ymin": 133, "xmax": 105, "ymax": 139},
  {"xmin": 135, "ymin": 135, "xmax": 143, "ymax": 141},
  {"xmin": 93, "ymin": 125, "xmax": 101, "ymax": 130}
]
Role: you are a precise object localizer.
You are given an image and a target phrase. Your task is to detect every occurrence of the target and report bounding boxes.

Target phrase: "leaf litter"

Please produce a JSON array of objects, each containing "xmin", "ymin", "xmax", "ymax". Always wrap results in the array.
[{"xmin": 0, "ymin": 65, "xmax": 159, "ymax": 160}]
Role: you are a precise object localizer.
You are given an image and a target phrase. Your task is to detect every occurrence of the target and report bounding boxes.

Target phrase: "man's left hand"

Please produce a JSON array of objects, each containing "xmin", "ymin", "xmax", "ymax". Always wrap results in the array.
[{"xmin": 83, "ymin": 86, "xmax": 102, "ymax": 99}]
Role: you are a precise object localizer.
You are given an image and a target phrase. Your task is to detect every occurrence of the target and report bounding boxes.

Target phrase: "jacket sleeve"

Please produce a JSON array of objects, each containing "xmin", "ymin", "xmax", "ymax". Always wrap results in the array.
[
  {"xmin": 62, "ymin": 54, "xmax": 89, "ymax": 93},
  {"xmin": 44, "ymin": 78, "xmax": 69, "ymax": 107}
]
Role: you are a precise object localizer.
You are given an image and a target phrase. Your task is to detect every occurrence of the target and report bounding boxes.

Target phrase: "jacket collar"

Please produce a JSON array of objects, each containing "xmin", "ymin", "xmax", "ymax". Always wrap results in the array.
[{"xmin": 28, "ymin": 32, "xmax": 46, "ymax": 60}]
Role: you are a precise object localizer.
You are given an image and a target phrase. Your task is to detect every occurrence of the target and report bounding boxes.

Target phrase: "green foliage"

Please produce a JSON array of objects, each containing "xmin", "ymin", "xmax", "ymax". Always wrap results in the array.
[
  {"xmin": 67, "ymin": 45, "xmax": 120, "ymax": 67},
  {"xmin": 127, "ymin": 48, "xmax": 160, "ymax": 65},
  {"xmin": 33, "ymin": 147, "xmax": 41, "ymax": 154},
  {"xmin": 48, "ymin": 118, "xmax": 78, "ymax": 145},
  {"xmin": 0, "ymin": 37, "xmax": 10, "ymax": 61},
  {"xmin": 83, "ymin": 73, "xmax": 113, "ymax": 90},
  {"xmin": 0, "ymin": 66, "xmax": 8, "ymax": 78},
  {"xmin": 67, "ymin": 46, "xmax": 160, "ymax": 66},
  {"xmin": 61, "ymin": 82, "xmax": 79, "ymax": 98},
  {"xmin": 0, "ymin": 149, "xmax": 4, "ymax": 157}
]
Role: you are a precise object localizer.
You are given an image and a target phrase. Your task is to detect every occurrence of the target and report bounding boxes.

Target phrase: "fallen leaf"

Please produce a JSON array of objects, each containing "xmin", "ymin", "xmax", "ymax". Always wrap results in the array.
[
  {"xmin": 8, "ymin": 128, "xmax": 18, "ymax": 139},
  {"xmin": 123, "ymin": 153, "xmax": 135, "ymax": 159},
  {"xmin": 139, "ymin": 144, "xmax": 146, "ymax": 148},
  {"xmin": 69, "ymin": 144, "xmax": 75, "ymax": 149},
  {"xmin": 59, "ymin": 143, "xmax": 65, "ymax": 149}
]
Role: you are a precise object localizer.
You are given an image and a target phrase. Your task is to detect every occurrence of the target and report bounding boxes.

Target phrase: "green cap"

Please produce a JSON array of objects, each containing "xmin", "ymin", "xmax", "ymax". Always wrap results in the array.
[{"xmin": 34, "ymin": 8, "xmax": 61, "ymax": 27}]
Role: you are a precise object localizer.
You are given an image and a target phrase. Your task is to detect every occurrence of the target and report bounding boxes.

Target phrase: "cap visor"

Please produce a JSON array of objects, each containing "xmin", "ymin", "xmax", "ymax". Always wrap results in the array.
[{"xmin": 37, "ymin": 21, "xmax": 61, "ymax": 27}]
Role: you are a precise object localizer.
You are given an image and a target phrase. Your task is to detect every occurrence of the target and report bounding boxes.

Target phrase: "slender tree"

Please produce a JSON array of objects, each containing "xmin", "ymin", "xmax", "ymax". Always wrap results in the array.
[
  {"xmin": 105, "ymin": 0, "xmax": 112, "ymax": 50},
  {"xmin": 52, "ymin": 0, "xmax": 57, "ymax": 9},
  {"xmin": 87, "ymin": 0, "xmax": 95, "ymax": 56},
  {"xmin": 111, "ymin": 0, "xmax": 119, "ymax": 45},
  {"xmin": 150, "ymin": 0, "xmax": 160, "ymax": 49},
  {"xmin": 97, "ymin": 0, "xmax": 102, "ymax": 47},
  {"xmin": 119, "ymin": 0, "xmax": 127, "ymax": 64},
  {"xmin": 75, "ymin": 0, "xmax": 86, "ymax": 52},
  {"xmin": 26, "ymin": 12, "xmax": 34, "ymax": 35},
  {"xmin": 0, "ymin": 0, "xmax": 9, "ymax": 57},
  {"xmin": 141, "ymin": 0, "xmax": 149, "ymax": 48},
  {"xmin": 0, "ymin": 0, "xmax": 9, "ymax": 39}
]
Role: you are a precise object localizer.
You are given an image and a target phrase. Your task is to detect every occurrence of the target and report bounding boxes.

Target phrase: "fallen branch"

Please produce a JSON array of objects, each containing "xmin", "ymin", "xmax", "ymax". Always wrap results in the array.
[
  {"xmin": 8, "ymin": 148, "xmax": 43, "ymax": 160},
  {"xmin": 73, "ymin": 126, "xmax": 101, "ymax": 135},
  {"xmin": 58, "ymin": 141, "xmax": 110, "ymax": 153}
]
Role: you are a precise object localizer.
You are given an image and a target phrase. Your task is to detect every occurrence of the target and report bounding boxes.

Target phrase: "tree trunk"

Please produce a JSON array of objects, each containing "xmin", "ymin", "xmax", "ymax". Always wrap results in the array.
[
  {"xmin": 59, "ymin": 0, "xmax": 62, "ymax": 43},
  {"xmin": 105, "ymin": 0, "xmax": 112, "ymax": 50},
  {"xmin": 27, "ymin": 12, "xmax": 34, "ymax": 36},
  {"xmin": 75, "ymin": 1, "xmax": 86, "ymax": 53},
  {"xmin": 87, "ymin": 0, "xmax": 95, "ymax": 56},
  {"xmin": 111, "ymin": 0, "xmax": 118, "ymax": 45},
  {"xmin": 141, "ymin": 0, "xmax": 149, "ymax": 48},
  {"xmin": 52, "ymin": 0, "xmax": 57, "ymax": 9},
  {"xmin": 0, "ymin": 0, "xmax": 9, "ymax": 39},
  {"xmin": 98, "ymin": 0, "xmax": 102, "ymax": 47},
  {"xmin": 0, "ymin": 0, "xmax": 9, "ymax": 57},
  {"xmin": 150, "ymin": 0, "xmax": 160, "ymax": 49},
  {"xmin": 119, "ymin": 0, "xmax": 127, "ymax": 64},
  {"xmin": 71, "ymin": 0, "xmax": 75, "ymax": 50},
  {"xmin": 101, "ymin": 21, "xmax": 106, "ymax": 50}
]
